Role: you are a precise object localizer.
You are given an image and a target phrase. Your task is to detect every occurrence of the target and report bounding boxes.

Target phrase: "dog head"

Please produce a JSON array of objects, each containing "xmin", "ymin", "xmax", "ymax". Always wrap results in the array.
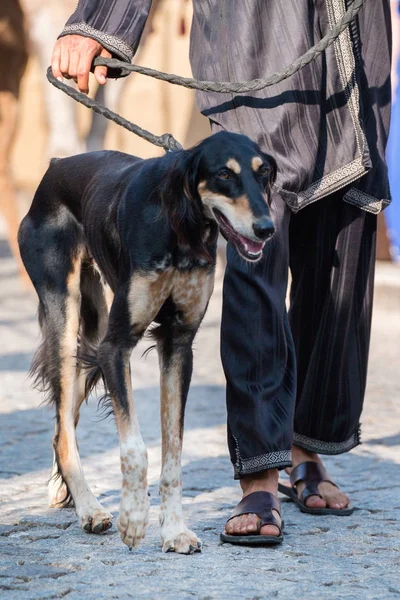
[{"xmin": 162, "ymin": 131, "xmax": 277, "ymax": 263}]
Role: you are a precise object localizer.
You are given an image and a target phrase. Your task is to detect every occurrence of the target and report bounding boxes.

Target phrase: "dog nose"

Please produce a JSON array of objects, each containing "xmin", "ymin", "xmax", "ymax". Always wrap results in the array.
[{"xmin": 253, "ymin": 217, "xmax": 275, "ymax": 240}]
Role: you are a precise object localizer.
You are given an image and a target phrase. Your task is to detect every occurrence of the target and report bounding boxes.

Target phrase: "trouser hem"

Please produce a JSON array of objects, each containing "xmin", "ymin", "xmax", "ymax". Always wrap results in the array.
[
  {"xmin": 293, "ymin": 426, "xmax": 361, "ymax": 455},
  {"xmin": 233, "ymin": 449, "xmax": 292, "ymax": 480}
]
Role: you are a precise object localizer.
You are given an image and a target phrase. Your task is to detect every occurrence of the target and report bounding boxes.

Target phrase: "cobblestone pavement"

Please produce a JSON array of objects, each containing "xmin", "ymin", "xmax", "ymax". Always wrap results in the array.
[{"xmin": 0, "ymin": 229, "xmax": 400, "ymax": 600}]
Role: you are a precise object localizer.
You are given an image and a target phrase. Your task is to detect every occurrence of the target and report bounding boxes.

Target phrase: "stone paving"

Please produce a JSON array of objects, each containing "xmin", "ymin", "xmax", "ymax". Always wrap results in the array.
[{"xmin": 0, "ymin": 228, "xmax": 400, "ymax": 600}]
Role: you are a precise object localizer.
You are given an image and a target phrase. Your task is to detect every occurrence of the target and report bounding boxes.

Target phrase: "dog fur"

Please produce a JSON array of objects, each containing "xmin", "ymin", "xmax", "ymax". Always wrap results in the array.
[{"xmin": 18, "ymin": 131, "xmax": 276, "ymax": 553}]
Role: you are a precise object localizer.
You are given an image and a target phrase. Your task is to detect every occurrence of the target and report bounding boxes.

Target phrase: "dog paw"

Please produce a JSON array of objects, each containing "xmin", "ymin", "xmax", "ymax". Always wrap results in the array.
[
  {"xmin": 162, "ymin": 529, "xmax": 202, "ymax": 554},
  {"xmin": 117, "ymin": 510, "xmax": 148, "ymax": 549},
  {"xmin": 80, "ymin": 510, "xmax": 113, "ymax": 534}
]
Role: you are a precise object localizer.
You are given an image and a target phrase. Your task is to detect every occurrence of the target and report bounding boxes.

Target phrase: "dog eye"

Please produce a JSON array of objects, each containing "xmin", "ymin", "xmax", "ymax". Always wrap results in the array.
[
  {"xmin": 217, "ymin": 169, "xmax": 231, "ymax": 180},
  {"xmin": 259, "ymin": 164, "xmax": 271, "ymax": 177}
]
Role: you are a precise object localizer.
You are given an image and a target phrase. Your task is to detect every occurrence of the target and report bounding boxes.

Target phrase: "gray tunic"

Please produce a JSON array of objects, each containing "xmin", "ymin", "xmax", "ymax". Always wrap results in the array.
[{"xmin": 60, "ymin": 0, "xmax": 392, "ymax": 213}]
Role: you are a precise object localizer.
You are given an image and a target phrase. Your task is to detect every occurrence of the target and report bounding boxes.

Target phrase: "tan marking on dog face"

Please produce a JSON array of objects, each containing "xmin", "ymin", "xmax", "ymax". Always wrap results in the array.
[
  {"xmin": 197, "ymin": 180, "xmax": 207, "ymax": 193},
  {"xmin": 251, "ymin": 156, "xmax": 263, "ymax": 171},
  {"xmin": 226, "ymin": 158, "xmax": 241, "ymax": 174},
  {"xmin": 234, "ymin": 194, "xmax": 251, "ymax": 216},
  {"xmin": 197, "ymin": 185, "xmax": 256, "ymax": 236}
]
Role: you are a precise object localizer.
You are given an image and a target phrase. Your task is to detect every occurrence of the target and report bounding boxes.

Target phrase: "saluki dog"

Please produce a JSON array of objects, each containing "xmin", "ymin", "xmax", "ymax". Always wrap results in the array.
[{"xmin": 18, "ymin": 131, "xmax": 276, "ymax": 554}]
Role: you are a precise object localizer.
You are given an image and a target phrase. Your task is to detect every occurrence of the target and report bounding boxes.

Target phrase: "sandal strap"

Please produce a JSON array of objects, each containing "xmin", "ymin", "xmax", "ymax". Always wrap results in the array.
[
  {"xmin": 226, "ymin": 491, "xmax": 282, "ymax": 534},
  {"xmin": 290, "ymin": 461, "xmax": 337, "ymax": 504}
]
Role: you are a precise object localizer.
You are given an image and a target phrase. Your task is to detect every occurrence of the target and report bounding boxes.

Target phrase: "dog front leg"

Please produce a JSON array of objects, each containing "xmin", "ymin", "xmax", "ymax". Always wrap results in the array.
[
  {"xmin": 156, "ymin": 325, "xmax": 202, "ymax": 554},
  {"xmin": 97, "ymin": 336, "xmax": 150, "ymax": 549},
  {"xmin": 97, "ymin": 280, "xmax": 155, "ymax": 549}
]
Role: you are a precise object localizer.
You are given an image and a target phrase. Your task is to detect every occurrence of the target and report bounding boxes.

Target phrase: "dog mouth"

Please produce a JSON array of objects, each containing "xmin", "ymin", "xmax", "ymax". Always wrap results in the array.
[{"xmin": 213, "ymin": 209, "xmax": 265, "ymax": 262}]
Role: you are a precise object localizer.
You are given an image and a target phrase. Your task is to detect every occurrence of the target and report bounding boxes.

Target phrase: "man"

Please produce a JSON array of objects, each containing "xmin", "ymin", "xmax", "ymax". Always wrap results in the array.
[{"xmin": 52, "ymin": 0, "xmax": 392, "ymax": 543}]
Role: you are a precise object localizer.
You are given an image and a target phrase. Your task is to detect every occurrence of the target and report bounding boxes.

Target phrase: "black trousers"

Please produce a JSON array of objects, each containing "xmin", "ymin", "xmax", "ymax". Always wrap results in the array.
[{"xmin": 221, "ymin": 191, "xmax": 377, "ymax": 478}]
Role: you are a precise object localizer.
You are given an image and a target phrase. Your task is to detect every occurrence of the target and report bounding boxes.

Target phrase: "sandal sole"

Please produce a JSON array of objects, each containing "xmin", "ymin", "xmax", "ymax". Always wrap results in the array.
[
  {"xmin": 220, "ymin": 532, "xmax": 283, "ymax": 545},
  {"xmin": 278, "ymin": 483, "xmax": 355, "ymax": 516}
]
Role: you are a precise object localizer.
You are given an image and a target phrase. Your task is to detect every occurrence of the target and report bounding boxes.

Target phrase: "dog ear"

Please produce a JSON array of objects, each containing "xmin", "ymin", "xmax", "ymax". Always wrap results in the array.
[
  {"xmin": 162, "ymin": 148, "xmax": 212, "ymax": 262},
  {"xmin": 260, "ymin": 152, "xmax": 277, "ymax": 203},
  {"xmin": 262, "ymin": 152, "xmax": 277, "ymax": 186}
]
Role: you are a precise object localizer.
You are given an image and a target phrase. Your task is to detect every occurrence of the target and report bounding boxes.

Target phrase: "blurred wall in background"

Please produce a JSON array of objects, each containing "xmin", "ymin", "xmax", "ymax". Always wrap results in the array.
[
  {"xmin": 11, "ymin": 0, "xmax": 209, "ymax": 195},
  {"xmin": 1, "ymin": 0, "xmax": 398, "ymax": 265}
]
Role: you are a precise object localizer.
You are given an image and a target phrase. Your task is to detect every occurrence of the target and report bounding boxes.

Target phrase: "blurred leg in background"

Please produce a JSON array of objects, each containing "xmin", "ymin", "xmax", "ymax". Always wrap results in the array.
[{"xmin": 0, "ymin": 0, "xmax": 28, "ymax": 280}]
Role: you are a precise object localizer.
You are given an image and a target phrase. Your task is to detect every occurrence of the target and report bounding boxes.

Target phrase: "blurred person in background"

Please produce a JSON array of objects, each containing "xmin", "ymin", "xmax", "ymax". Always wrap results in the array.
[
  {"xmin": 0, "ymin": 0, "xmax": 28, "ymax": 279},
  {"xmin": 51, "ymin": 1, "xmax": 392, "ymax": 543}
]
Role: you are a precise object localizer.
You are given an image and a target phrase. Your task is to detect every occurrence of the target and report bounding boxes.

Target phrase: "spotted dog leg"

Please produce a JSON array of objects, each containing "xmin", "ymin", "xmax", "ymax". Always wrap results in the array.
[
  {"xmin": 98, "ymin": 273, "xmax": 173, "ymax": 549},
  {"xmin": 157, "ymin": 269, "xmax": 215, "ymax": 554}
]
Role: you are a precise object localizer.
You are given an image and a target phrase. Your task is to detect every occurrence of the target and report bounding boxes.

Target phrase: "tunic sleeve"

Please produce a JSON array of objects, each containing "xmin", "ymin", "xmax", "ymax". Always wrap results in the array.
[{"xmin": 58, "ymin": 0, "xmax": 153, "ymax": 63}]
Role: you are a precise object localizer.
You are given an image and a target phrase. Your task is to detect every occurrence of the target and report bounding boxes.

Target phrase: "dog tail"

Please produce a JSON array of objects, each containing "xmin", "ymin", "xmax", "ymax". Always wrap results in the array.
[
  {"xmin": 29, "ymin": 306, "xmax": 70, "ymax": 406},
  {"xmin": 29, "ymin": 337, "xmax": 58, "ymax": 404},
  {"xmin": 79, "ymin": 348, "xmax": 114, "ymax": 420}
]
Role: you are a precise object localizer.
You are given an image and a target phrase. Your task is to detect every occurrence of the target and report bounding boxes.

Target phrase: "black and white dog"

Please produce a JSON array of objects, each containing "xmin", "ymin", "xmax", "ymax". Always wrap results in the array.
[{"xmin": 18, "ymin": 131, "xmax": 276, "ymax": 554}]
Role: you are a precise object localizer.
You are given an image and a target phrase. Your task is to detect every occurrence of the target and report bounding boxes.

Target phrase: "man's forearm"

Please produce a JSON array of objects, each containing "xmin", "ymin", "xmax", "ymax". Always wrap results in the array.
[{"xmin": 59, "ymin": 0, "xmax": 153, "ymax": 62}]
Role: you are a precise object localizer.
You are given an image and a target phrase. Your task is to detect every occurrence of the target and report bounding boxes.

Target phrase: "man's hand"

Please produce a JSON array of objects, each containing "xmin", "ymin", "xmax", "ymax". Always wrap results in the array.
[{"xmin": 51, "ymin": 35, "xmax": 112, "ymax": 94}]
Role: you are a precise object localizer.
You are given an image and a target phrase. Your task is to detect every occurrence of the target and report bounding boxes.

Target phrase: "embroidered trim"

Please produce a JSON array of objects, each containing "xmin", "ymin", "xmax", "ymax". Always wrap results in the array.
[
  {"xmin": 59, "ymin": 23, "xmax": 133, "ymax": 62},
  {"xmin": 344, "ymin": 188, "xmax": 391, "ymax": 214},
  {"xmin": 279, "ymin": 155, "xmax": 368, "ymax": 213},
  {"xmin": 280, "ymin": 0, "xmax": 373, "ymax": 213},
  {"xmin": 326, "ymin": 0, "xmax": 368, "ymax": 164},
  {"xmin": 293, "ymin": 429, "xmax": 361, "ymax": 455},
  {"xmin": 240, "ymin": 451, "xmax": 292, "ymax": 472},
  {"xmin": 232, "ymin": 434, "xmax": 292, "ymax": 478}
]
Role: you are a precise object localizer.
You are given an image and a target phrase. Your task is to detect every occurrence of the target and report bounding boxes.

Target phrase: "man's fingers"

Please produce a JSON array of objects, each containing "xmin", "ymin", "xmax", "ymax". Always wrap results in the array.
[
  {"xmin": 68, "ymin": 49, "xmax": 80, "ymax": 80},
  {"xmin": 51, "ymin": 43, "xmax": 63, "ymax": 81},
  {"xmin": 59, "ymin": 44, "xmax": 70, "ymax": 79},
  {"xmin": 94, "ymin": 48, "xmax": 112, "ymax": 85},
  {"xmin": 76, "ymin": 50, "xmax": 98, "ymax": 93},
  {"xmin": 50, "ymin": 35, "xmax": 114, "ymax": 93}
]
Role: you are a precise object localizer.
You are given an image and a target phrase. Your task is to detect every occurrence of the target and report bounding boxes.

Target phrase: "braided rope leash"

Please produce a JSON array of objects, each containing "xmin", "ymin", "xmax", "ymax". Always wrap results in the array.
[{"xmin": 47, "ymin": 0, "xmax": 368, "ymax": 151}]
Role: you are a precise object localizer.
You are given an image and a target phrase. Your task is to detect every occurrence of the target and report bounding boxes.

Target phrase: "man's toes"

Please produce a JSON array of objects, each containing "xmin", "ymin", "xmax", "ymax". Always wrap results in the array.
[
  {"xmin": 239, "ymin": 514, "xmax": 258, "ymax": 534},
  {"xmin": 259, "ymin": 509, "xmax": 281, "ymax": 537},
  {"xmin": 244, "ymin": 514, "xmax": 258, "ymax": 533},
  {"xmin": 225, "ymin": 514, "xmax": 259, "ymax": 535},
  {"xmin": 319, "ymin": 482, "xmax": 350, "ymax": 509},
  {"xmin": 225, "ymin": 519, "xmax": 235, "ymax": 534},
  {"xmin": 325, "ymin": 492, "xmax": 350, "ymax": 509},
  {"xmin": 304, "ymin": 494, "xmax": 327, "ymax": 509},
  {"xmin": 259, "ymin": 524, "xmax": 281, "ymax": 537}
]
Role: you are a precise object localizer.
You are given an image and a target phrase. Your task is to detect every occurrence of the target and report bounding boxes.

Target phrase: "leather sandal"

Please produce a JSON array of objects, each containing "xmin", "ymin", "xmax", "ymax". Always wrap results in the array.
[
  {"xmin": 220, "ymin": 491, "xmax": 283, "ymax": 545},
  {"xmin": 278, "ymin": 461, "xmax": 354, "ymax": 515}
]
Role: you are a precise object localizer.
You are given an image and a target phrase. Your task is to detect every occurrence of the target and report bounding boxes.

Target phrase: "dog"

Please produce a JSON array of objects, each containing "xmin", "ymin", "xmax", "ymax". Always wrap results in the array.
[{"xmin": 18, "ymin": 131, "xmax": 276, "ymax": 554}]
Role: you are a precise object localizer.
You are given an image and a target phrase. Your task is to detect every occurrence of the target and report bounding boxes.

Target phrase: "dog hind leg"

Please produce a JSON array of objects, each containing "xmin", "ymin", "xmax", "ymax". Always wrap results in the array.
[
  {"xmin": 51, "ymin": 252, "xmax": 112, "ymax": 532},
  {"xmin": 49, "ymin": 261, "xmax": 113, "ymax": 528},
  {"xmin": 19, "ymin": 213, "xmax": 112, "ymax": 532}
]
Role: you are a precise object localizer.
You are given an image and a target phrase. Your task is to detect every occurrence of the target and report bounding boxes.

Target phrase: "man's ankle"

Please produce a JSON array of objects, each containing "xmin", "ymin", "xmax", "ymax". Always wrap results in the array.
[
  {"xmin": 240, "ymin": 468, "xmax": 279, "ymax": 496},
  {"xmin": 291, "ymin": 444, "xmax": 321, "ymax": 466}
]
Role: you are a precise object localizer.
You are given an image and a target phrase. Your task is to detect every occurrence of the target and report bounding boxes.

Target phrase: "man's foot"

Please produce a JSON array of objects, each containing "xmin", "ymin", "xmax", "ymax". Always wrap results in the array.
[
  {"xmin": 224, "ymin": 469, "xmax": 281, "ymax": 537},
  {"xmin": 286, "ymin": 445, "xmax": 350, "ymax": 510}
]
